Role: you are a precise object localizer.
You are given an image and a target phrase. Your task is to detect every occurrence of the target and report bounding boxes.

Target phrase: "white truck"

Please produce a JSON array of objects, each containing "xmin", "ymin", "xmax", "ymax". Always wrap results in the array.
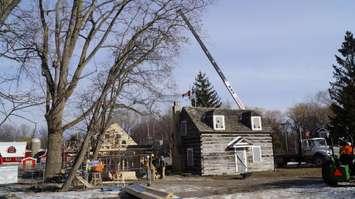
[{"xmin": 275, "ymin": 137, "xmax": 332, "ymax": 167}]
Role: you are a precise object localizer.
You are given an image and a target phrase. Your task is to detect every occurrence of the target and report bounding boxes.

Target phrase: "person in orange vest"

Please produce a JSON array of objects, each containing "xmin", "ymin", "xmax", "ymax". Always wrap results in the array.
[
  {"xmin": 340, "ymin": 142, "xmax": 353, "ymax": 155},
  {"xmin": 339, "ymin": 141, "xmax": 354, "ymax": 173}
]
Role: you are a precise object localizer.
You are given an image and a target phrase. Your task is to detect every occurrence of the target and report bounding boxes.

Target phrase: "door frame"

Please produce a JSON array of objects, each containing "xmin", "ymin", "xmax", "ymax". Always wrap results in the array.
[{"xmin": 234, "ymin": 147, "xmax": 248, "ymax": 173}]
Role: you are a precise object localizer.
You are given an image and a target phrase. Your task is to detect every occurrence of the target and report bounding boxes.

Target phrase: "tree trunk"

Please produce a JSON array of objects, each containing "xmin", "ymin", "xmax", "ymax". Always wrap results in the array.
[
  {"xmin": 92, "ymin": 129, "xmax": 105, "ymax": 160},
  {"xmin": 44, "ymin": 110, "xmax": 64, "ymax": 179},
  {"xmin": 61, "ymin": 127, "xmax": 94, "ymax": 191}
]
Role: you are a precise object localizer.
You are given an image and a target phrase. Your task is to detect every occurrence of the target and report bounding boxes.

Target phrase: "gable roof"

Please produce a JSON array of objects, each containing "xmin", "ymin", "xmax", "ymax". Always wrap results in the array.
[
  {"xmin": 227, "ymin": 136, "xmax": 253, "ymax": 148},
  {"xmin": 99, "ymin": 123, "xmax": 137, "ymax": 152},
  {"xmin": 182, "ymin": 107, "xmax": 271, "ymax": 133}
]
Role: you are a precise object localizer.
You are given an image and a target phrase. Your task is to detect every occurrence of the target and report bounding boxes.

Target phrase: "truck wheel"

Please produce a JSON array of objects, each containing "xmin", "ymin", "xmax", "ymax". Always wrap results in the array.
[
  {"xmin": 322, "ymin": 160, "xmax": 338, "ymax": 186},
  {"xmin": 313, "ymin": 154, "xmax": 325, "ymax": 167}
]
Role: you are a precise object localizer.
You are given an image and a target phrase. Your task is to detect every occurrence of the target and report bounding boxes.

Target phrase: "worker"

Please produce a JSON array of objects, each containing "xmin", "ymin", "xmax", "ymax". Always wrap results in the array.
[
  {"xmin": 84, "ymin": 159, "xmax": 91, "ymax": 181},
  {"xmin": 340, "ymin": 142, "xmax": 353, "ymax": 168},
  {"xmin": 160, "ymin": 156, "xmax": 166, "ymax": 179},
  {"xmin": 150, "ymin": 154, "xmax": 156, "ymax": 181},
  {"xmin": 340, "ymin": 142, "xmax": 353, "ymax": 155},
  {"xmin": 146, "ymin": 155, "xmax": 152, "ymax": 186}
]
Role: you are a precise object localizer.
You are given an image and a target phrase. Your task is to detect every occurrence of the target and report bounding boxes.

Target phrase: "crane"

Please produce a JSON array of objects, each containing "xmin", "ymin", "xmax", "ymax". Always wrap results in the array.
[{"xmin": 177, "ymin": 10, "xmax": 246, "ymax": 110}]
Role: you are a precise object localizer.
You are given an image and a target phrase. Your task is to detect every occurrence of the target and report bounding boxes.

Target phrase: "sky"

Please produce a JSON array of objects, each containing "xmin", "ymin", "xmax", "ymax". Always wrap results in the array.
[
  {"xmin": 2, "ymin": 0, "xmax": 355, "ymax": 129},
  {"xmin": 174, "ymin": 0, "xmax": 355, "ymax": 111}
]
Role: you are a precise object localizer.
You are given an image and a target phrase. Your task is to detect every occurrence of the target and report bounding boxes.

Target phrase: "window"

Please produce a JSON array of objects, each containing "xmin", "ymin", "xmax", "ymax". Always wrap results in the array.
[
  {"xmin": 251, "ymin": 116, "xmax": 262, "ymax": 131},
  {"xmin": 186, "ymin": 148, "xmax": 194, "ymax": 167},
  {"xmin": 180, "ymin": 120, "xmax": 188, "ymax": 136},
  {"xmin": 252, "ymin": 146, "xmax": 262, "ymax": 162},
  {"xmin": 213, "ymin": 115, "xmax": 225, "ymax": 130},
  {"xmin": 122, "ymin": 140, "xmax": 127, "ymax": 145}
]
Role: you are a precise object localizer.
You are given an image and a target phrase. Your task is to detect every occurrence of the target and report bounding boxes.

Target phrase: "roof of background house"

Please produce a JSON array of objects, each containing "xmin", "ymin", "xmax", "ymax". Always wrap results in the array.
[{"xmin": 182, "ymin": 107, "xmax": 272, "ymax": 133}]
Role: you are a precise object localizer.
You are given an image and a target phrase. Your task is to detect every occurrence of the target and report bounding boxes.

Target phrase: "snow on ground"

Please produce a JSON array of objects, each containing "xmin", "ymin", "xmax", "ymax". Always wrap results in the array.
[
  {"xmin": 188, "ymin": 184, "xmax": 355, "ymax": 199},
  {"xmin": 0, "ymin": 183, "xmax": 354, "ymax": 199},
  {"xmin": 3, "ymin": 189, "xmax": 121, "ymax": 199}
]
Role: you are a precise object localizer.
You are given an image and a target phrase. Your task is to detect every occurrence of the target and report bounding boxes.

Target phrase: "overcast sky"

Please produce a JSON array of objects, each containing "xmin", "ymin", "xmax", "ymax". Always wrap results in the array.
[{"xmin": 174, "ymin": 0, "xmax": 355, "ymax": 111}]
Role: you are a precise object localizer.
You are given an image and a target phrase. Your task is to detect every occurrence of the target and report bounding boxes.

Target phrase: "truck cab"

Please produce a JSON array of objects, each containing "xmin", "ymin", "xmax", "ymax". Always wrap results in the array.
[{"xmin": 301, "ymin": 138, "xmax": 332, "ymax": 165}]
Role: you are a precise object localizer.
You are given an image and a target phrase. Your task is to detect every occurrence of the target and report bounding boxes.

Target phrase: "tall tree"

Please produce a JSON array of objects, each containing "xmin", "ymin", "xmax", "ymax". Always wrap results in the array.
[
  {"xmin": 1, "ymin": 0, "xmax": 210, "ymax": 179},
  {"xmin": 329, "ymin": 31, "xmax": 355, "ymax": 141},
  {"xmin": 191, "ymin": 71, "xmax": 222, "ymax": 108}
]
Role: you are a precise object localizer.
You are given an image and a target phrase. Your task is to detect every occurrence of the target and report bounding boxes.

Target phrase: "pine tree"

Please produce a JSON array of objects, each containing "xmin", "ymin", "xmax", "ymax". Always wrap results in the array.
[
  {"xmin": 191, "ymin": 71, "xmax": 222, "ymax": 108},
  {"xmin": 329, "ymin": 31, "xmax": 355, "ymax": 141}
]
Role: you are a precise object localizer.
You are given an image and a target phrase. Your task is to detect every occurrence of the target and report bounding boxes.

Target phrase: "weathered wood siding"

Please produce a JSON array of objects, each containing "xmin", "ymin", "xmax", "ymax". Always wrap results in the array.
[
  {"xmin": 201, "ymin": 133, "xmax": 274, "ymax": 176},
  {"xmin": 178, "ymin": 110, "xmax": 202, "ymax": 174}
]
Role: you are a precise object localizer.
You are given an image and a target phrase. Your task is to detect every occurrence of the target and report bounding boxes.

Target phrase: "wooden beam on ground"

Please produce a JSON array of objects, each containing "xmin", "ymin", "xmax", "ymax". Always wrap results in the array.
[
  {"xmin": 73, "ymin": 175, "xmax": 94, "ymax": 189},
  {"xmin": 125, "ymin": 184, "xmax": 178, "ymax": 199}
]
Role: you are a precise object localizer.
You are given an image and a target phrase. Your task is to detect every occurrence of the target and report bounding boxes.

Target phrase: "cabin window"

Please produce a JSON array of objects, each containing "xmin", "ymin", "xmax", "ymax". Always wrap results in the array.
[
  {"xmin": 252, "ymin": 146, "xmax": 262, "ymax": 162},
  {"xmin": 180, "ymin": 120, "xmax": 188, "ymax": 136},
  {"xmin": 186, "ymin": 148, "xmax": 194, "ymax": 167},
  {"xmin": 251, "ymin": 116, "xmax": 262, "ymax": 131},
  {"xmin": 213, "ymin": 115, "xmax": 225, "ymax": 130}
]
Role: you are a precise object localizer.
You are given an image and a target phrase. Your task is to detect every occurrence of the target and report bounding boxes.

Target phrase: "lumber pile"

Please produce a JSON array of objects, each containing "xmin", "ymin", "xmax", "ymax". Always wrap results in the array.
[
  {"xmin": 125, "ymin": 184, "xmax": 178, "ymax": 199},
  {"xmin": 113, "ymin": 171, "xmax": 137, "ymax": 181},
  {"xmin": 73, "ymin": 175, "xmax": 94, "ymax": 189}
]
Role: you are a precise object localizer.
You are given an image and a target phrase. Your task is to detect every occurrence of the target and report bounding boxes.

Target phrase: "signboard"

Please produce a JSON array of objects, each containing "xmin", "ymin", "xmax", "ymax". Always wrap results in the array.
[
  {"xmin": 0, "ymin": 142, "xmax": 26, "ymax": 158},
  {"xmin": 7, "ymin": 146, "xmax": 16, "ymax": 153},
  {"xmin": 0, "ymin": 165, "xmax": 18, "ymax": 184}
]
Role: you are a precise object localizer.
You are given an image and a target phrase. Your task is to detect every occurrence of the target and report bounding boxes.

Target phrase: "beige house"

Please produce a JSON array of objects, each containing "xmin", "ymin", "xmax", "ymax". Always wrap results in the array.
[{"xmin": 99, "ymin": 123, "xmax": 137, "ymax": 155}]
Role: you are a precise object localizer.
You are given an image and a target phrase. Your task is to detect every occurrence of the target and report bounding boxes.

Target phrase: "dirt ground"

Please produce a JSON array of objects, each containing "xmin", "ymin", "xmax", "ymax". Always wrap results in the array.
[
  {"xmin": 150, "ymin": 168, "xmax": 354, "ymax": 198},
  {"xmin": 0, "ymin": 168, "xmax": 354, "ymax": 199}
]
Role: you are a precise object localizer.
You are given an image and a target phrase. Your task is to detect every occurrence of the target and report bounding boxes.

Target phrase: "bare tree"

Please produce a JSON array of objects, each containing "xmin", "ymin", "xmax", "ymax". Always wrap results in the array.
[
  {"xmin": 0, "ymin": 83, "xmax": 43, "ymax": 127},
  {"xmin": 1, "ymin": 0, "xmax": 210, "ymax": 180},
  {"xmin": 262, "ymin": 110, "xmax": 285, "ymax": 154},
  {"xmin": 287, "ymin": 102, "xmax": 331, "ymax": 134}
]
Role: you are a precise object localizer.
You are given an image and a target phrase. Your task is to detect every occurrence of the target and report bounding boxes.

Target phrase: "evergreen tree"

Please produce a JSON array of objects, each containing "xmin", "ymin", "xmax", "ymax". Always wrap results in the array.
[
  {"xmin": 191, "ymin": 71, "xmax": 222, "ymax": 108},
  {"xmin": 329, "ymin": 31, "xmax": 355, "ymax": 141}
]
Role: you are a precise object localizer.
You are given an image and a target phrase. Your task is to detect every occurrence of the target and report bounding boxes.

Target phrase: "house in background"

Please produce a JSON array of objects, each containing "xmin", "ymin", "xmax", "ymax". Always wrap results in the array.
[
  {"xmin": 0, "ymin": 142, "xmax": 27, "ymax": 165},
  {"xmin": 172, "ymin": 106, "xmax": 274, "ymax": 176},
  {"xmin": 98, "ymin": 123, "xmax": 152, "ymax": 173},
  {"xmin": 98, "ymin": 123, "xmax": 138, "ymax": 156}
]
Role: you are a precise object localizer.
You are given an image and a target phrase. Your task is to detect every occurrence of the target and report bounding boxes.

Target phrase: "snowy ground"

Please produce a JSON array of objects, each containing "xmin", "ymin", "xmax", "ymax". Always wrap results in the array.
[
  {"xmin": 8, "ymin": 189, "xmax": 121, "ymax": 199},
  {"xmin": 2, "ymin": 183, "xmax": 353, "ymax": 199}
]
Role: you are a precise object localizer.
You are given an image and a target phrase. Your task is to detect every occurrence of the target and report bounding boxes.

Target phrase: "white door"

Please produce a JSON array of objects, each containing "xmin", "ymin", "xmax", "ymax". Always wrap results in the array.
[{"xmin": 235, "ymin": 148, "xmax": 247, "ymax": 173}]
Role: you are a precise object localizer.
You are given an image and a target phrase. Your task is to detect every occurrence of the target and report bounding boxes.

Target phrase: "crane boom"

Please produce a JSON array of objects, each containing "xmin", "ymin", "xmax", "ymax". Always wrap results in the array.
[{"xmin": 177, "ymin": 10, "xmax": 246, "ymax": 110}]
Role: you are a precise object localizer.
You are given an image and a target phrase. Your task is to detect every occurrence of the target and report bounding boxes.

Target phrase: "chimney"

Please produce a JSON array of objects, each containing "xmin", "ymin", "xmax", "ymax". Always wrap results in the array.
[{"xmin": 171, "ymin": 101, "xmax": 182, "ymax": 172}]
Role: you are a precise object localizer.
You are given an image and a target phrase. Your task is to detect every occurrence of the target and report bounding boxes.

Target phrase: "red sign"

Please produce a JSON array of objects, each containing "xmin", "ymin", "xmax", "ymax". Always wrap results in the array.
[{"xmin": 7, "ymin": 146, "xmax": 16, "ymax": 153}]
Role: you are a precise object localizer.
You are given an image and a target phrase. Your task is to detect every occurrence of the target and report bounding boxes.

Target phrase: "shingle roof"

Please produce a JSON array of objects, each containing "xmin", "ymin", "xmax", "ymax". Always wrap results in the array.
[{"xmin": 183, "ymin": 107, "xmax": 272, "ymax": 133}]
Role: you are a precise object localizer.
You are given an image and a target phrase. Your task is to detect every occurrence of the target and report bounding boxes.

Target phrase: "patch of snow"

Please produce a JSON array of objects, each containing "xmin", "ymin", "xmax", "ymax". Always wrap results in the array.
[{"xmin": 11, "ymin": 189, "xmax": 120, "ymax": 199}]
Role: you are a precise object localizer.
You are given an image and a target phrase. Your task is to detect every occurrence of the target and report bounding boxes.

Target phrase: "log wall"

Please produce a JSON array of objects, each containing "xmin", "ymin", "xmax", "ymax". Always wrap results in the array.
[{"xmin": 200, "ymin": 133, "xmax": 274, "ymax": 176}]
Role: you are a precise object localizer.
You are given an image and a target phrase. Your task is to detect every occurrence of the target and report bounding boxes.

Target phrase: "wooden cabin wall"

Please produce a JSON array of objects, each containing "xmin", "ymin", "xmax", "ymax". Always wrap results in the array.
[
  {"xmin": 182, "ymin": 135, "xmax": 201, "ymax": 174},
  {"xmin": 200, "ymin": 133, "xmax": 274, "ymax": 176}
]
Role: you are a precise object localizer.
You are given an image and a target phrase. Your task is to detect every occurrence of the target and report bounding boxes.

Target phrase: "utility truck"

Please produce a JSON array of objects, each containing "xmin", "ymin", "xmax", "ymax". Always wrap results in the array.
[{"xmin": 275, "ymin": 137, "xmax": 332, "ymax": 167}]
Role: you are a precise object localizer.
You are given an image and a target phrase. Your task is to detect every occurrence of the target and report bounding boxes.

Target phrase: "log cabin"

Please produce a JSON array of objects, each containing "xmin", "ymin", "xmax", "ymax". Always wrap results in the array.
[{"xmin": 172, "ymin": 105, "xmax": 274, "ymax": 175}]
